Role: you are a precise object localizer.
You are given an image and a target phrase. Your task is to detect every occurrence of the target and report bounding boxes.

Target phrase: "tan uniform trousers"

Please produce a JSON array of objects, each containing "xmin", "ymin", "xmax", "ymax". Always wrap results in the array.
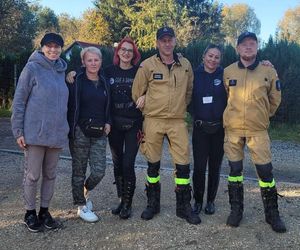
[
  {"xmin": 224, "ymin": 130, "xmax": 272, "ymax": 165},
  {"xmin": 140, "ymin": 118, "xmax": 190, "ymax": 165}
]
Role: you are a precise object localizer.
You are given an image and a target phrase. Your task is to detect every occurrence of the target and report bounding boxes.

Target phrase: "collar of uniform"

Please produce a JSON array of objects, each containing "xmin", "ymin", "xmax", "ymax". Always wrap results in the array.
[
  {"xmin": 238, "ymin": 58, "xmax": 259, "ymax": 70},
  {"xmin": 156, "ymin": 52, "xmax": 181, "ymax": 65}
]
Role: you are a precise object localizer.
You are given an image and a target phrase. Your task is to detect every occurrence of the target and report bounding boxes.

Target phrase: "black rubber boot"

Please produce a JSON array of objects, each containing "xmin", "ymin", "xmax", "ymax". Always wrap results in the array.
[
  {"xmin": 112, "ymin": 176, "xmax": 123, "ymax": 215},
  {"xmin": 261, "ymin": 187, "xmax": 287, "ymax": 233},
  {"xmin": 193, "ymin": 202, "xmax": 202, "ymax": 214},
  {"xmin": 141, "ymin": 182, "xmax": 160, "ymax": 220},
  {"xmin": 119, "ymin": 181, "xmax": 135, "ymax": 219},
  {"xmin": 175, "ymin": 185, "xmax": 201, "ymax": 225},
  {"xmin": 226, "ymin": 182, "xmax": 243, "ymax": 227},
  {"xmin": 204, "ymin": 202, "xmax": 215, "ymax": 215}
]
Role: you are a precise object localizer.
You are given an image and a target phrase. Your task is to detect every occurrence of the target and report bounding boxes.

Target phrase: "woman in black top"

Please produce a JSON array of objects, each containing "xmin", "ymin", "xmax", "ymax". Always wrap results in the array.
[
  {"xmin": 67, "ymin": 47, "xmax": 111, "ymax": 223},
  {"xmin": 191, "ymin": 44, "xmax": 227, "ymax": 215},
  {"xmin": 106, "ymin": 37, "xmax": 142, "ymax": 219}
]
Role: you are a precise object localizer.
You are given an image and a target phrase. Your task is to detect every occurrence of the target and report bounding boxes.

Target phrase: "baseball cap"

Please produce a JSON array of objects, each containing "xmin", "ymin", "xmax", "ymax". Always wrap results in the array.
[
  {"xmin": 156, "ymin": 26, "xmax": 175, "ymax": 40},
  {"xmin": 40, "ymin": 33, "xmax": 64, "ymax": 47},
  {"xmin": 237, "ymin": 31, "xmax": 257, "ymax": 45}
]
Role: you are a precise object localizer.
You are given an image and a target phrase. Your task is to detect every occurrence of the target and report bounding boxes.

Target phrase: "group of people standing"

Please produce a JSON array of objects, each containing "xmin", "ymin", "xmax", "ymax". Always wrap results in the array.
[{"xmin": 11, "ymin": 26, "xmax": 286, "ymax": 234}]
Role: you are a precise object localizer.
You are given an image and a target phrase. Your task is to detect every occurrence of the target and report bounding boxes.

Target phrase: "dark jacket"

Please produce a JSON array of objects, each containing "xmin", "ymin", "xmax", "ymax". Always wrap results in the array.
[
  {"xmin": 67, "ymin": 70, "xmax": 111, "ymax": 139},
  {"xmin": 190, "ymin": 64, "xmax": 227, "ymax": 121}
]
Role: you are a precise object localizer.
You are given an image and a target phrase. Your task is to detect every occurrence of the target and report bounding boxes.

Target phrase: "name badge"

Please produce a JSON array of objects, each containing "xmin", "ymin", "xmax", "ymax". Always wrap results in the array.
[
  {"xmin": 203, "ymin": 96, "xmax": 213, "ymax": 104},
  {"xmin": 153, "ymin": 73, "xmax": 163, "ymax": 80}
]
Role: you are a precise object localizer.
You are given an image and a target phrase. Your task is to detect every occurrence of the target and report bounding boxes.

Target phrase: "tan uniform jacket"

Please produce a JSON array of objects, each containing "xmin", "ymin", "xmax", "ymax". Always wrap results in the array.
[
  {"xmin": 223, "ymin": 61, "xmax": 281, "ymax": 135},
  {"xmin": 132, "ymin": 54, "xmax": 193, "ymax": 119}
]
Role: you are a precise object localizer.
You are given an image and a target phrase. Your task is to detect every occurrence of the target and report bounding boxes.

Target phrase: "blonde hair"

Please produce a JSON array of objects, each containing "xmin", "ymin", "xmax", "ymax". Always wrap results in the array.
[{"xmin": 80, "ymin": 46, "xmax": 102, "ymax": 61}]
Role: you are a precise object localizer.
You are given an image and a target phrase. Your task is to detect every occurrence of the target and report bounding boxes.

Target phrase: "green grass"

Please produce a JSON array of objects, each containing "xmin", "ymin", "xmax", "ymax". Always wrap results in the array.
[
  {"xmin": 269, "ymin": 123, "xmax": 300, "ymax": 143},
  {"xmin": 0, "ymin": 108, "xmax": 11, "ymax": 117}
]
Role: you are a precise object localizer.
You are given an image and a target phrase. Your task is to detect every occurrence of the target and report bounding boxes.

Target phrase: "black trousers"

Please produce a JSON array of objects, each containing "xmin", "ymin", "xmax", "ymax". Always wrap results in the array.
[
  {"xmin": 108, "ymin": 120, "xmax": 142, "ymax": 183},
  {"xmin": 192, "ymin": 125, "xmax": 224, "ymax": 203}
]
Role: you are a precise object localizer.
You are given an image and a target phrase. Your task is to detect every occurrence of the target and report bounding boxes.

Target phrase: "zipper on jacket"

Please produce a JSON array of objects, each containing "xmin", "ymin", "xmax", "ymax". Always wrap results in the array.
[
  {"xmin": 174, "ymin": 74, "xmax": 176, "ymax": 87},
  {"xmin": 72, "ymin": 74, "xmax": 80, "ymax": 138}
]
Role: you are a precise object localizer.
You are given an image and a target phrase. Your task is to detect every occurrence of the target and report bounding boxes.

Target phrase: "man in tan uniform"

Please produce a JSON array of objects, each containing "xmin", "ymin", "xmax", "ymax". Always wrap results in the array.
[
  {"xmin": 223, "ymin": 31, "xmax": 286, "ymax": 233},
  {"xmin": 132, "ymin": 26, "xmax": 200, "ymax": 224}
]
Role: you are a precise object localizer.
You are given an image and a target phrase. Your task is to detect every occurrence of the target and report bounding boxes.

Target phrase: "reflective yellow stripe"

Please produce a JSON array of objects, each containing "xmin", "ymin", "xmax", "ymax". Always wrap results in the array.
[
  {"xmin": 175, "ymin": 178, "xmax": 190, "ymax": 185},
  {"xmin": 228, "ymin": 175, "xmax": 243, "ymax": 182},
  {"xmin": 147, "ymin": 175, "xmax": 160, "ymax": 184},
  {"xmin": 259, "ymin": 179, "xmax": 275, "ymax": 188}
]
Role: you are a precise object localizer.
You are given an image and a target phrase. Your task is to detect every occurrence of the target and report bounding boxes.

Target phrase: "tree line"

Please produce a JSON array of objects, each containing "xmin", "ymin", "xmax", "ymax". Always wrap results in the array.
[{"xmin": 1, "ymin": 0, "xmax": 300, "ymax": 123}]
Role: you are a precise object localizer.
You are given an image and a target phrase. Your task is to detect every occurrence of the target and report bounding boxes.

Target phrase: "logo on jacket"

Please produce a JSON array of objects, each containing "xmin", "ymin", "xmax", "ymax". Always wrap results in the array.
[
  {"xmin": 109, "ymin": 78, "xmax": 115, "ymax": 85},
  {"xmin": 214, "ymin": 79, "xmax": 222, "ymax": 86},
  {"xmin": 229, "ymin": 79, "xmax": 237, "ymax": 86}
]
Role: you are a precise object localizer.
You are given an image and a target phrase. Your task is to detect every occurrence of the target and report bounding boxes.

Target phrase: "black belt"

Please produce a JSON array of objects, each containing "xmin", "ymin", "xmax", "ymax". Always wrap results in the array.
[{"xmin": 194, "ymin": 120, "xmax": 222, "ymax": 128}]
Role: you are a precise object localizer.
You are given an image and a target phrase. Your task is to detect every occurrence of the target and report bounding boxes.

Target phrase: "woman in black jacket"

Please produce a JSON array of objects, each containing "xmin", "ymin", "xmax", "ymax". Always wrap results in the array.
[
  {"xmin": 67, "ymin": 46, "xmax": 111, "ymax": 223},
  {"xmin": 106, "ymin": 37, "xmax": 142, "ymax": 219},
  {"xmin": 191, "ymin": 44, "xmax": 227, "ymax": 216}
]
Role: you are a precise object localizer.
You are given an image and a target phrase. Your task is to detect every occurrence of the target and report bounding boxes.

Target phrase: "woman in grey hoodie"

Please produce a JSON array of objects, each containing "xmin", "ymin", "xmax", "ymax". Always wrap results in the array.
[{"xmin": 11, "ymin": 33, "xmax": 69, "ymax": 233}]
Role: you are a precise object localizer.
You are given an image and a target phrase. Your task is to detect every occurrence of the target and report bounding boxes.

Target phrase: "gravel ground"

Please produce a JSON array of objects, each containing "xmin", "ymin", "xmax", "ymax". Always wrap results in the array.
[
  {"xmin": 1, "ymin": 117, "xmax": 300, "ymax": 249},
  {"xmin": 0, "ymin": 152, "xmax": 299, "ymax": 250}
]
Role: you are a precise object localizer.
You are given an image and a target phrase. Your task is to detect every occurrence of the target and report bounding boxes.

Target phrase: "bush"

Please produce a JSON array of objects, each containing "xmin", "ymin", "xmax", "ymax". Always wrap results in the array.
[{"xmin": 0, "ymin": 108, "xmax": 11, "ymax": 117}]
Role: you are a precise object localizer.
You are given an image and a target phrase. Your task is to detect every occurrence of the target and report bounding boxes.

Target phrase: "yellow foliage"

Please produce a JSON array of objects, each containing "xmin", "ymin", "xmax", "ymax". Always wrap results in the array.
[
  {"xmin": 221, "ymin": 3, "xmax": 260, "ymax": 46},
  {"xmin": 77, "ymin": 9, "xmax": 112, "ymax": 46},
  {"xmin": 278, "ymin": 6, "xmax": 300, "ymax": 44}
]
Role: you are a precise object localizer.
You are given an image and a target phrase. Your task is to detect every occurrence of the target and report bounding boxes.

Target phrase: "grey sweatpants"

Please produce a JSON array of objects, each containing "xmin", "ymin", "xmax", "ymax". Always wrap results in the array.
[
  {"xmin": 69, "ymin": 126, "xmax": 107, "ymax": 205},
  {"xmin": 23, "ymin": 145, "xmax": 61, "ymax": 210}
]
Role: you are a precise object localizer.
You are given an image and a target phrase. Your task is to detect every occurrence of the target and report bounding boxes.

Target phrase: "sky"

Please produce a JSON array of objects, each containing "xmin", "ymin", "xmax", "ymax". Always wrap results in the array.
[{"xmin": 39, "ymin": 0, "xmax": 300, "ymax": 43}]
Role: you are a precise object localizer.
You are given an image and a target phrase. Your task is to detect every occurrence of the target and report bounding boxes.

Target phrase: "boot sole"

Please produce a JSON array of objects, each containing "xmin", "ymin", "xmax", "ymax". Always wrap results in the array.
[
  {"xmin": 23, "ymin": 222, "xmax": 43, "ymax": 233},
  {"xmin": 266, "ymin": 220, "xmax": 287, "ymax": 233},
  {"xmin": 226, "ymin": 222, "xmax": 240, "ymax": 227},
  {"xmin": 111, "ymin": 209, "xmax": 121, "ymax": 215},
  {"xmin": 141, "ymin": 213, "xmax": 157, "ymax": 220},
  {"xmin": 141, "ymin": 211, "xmax": 159, "ymax": 220},
  {"xmin": 226, "ymin": 217, "xmax": 242, "ymax": 227},
  {"xmin": 176, "ymin": 212, "xmax": 201, "ymax": 224}
]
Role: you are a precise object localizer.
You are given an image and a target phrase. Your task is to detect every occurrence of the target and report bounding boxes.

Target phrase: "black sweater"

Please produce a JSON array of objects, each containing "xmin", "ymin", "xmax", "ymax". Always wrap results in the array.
[
  {"xmin": 67, "ymin": 70, "xmax": 111, "ymax": 138},
  {"xmin": 105, "ymin": 64, "xmax": 142, "ymax": 119},
  {"xmin": 191, "ymin": 65, "xmax": 227, "ymax": 122}
]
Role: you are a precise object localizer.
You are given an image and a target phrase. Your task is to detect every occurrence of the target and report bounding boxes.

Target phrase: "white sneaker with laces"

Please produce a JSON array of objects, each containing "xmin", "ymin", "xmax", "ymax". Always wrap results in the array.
[{"xmin": 77, "ymin": 205, "xmax": 99, "ymax": 223}]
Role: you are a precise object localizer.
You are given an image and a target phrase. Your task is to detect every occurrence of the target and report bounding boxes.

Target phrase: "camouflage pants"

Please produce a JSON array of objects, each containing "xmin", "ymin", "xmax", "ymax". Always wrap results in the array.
[{"xmin": 69, "ymin": 126, "xmax": 107, "ymax": 205}]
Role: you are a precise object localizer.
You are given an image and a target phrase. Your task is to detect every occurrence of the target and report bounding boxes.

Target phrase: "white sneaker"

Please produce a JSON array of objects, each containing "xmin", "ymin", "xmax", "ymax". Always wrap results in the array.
[{"xmin": 77, "ymin": 205, "xmax": 99, "ymax": 223}]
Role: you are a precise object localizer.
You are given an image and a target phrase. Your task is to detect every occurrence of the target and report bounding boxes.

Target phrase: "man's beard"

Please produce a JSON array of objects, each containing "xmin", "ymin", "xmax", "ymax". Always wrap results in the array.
[{"xmin": 240, "ymin": 54, "xmax": 256, "ymax": 62}]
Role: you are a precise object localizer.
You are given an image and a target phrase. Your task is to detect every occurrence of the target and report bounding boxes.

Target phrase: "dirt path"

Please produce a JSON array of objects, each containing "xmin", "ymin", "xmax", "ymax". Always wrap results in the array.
[
  {"xmin": 0, "ymin": 152, "xmax": 300, "ymax": 250},
  {"xmin": 1, "ymin": 117, "xmax": 300, "ymax": 249}
]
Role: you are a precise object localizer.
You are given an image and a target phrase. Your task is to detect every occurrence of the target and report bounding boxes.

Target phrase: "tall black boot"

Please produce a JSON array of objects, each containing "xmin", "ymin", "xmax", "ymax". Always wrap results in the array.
[
  {"xmin": 175, "ymin": 185, "xmax": 201, "ymax": 225},
  {"xmin": 261, "ymin": 187, "xmax": 286, "ymax": 233},
  {"xmin": 119, "ymin": 181, "xmax": 135, "ymax": 219},
  {"xmin": 226, "ymin": 182, "xmax": 243, "ymax": 227},
  {"xmin": 141, "ymin": 182, "xmax": 160, "ymax": 220},
  {"xmin": 112, "ymin": 176, "xmax": 123, "ymax": 215}
]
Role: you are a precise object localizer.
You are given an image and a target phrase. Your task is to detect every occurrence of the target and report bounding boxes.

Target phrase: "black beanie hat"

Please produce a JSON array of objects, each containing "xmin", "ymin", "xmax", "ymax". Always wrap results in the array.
[{"xmin": 40, "ymin": 33, "xmax": 64, "ymax": 47}]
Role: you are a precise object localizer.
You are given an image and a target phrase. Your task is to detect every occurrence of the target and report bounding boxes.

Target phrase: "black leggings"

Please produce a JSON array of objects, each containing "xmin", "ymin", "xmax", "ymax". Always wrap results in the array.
[
  {"xmin": 108, "ymin": 120, "xmax": 142, "ymax": 183},
  {"xmin": 192, "ymin": 126, "xmax": 224, "ymax": 203}
]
